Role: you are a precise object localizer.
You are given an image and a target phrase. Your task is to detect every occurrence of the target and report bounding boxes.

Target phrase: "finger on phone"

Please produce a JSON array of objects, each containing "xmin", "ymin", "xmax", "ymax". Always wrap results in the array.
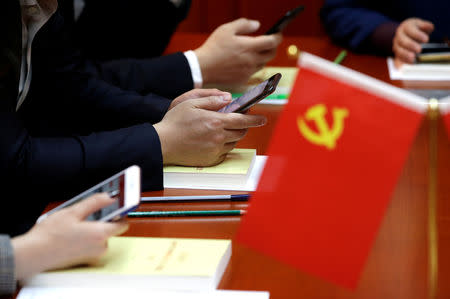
[{"xmin": 70, "ymin": 193, "xmax": 114, "ymax": 220}]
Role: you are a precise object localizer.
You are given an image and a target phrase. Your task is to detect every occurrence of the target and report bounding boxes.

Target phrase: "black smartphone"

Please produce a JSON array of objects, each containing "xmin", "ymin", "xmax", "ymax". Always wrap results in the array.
[
  {"xmin": 218, "ymin": 73, "xmax": 282, "ymax": 113},
  {"xmin": 416, "ymin": 43, "xmax": 450, "ymax": 62},
  {"xmin": 265, "ymin": 5, "xmax": 305, "ymax": 35}
]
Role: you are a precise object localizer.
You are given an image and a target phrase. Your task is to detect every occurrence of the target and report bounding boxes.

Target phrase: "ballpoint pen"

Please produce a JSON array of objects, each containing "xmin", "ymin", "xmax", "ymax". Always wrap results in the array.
[
  {"xmin": 333, "ymin": 50, "xmax": 347, "ymax": 65},
  {"xmin": 128, "ymin": 210, "xmax": 246, "ymax": 217},
  {"xmin": 140, "ymin": 194, "xmax": 250, "ymax": 202}
]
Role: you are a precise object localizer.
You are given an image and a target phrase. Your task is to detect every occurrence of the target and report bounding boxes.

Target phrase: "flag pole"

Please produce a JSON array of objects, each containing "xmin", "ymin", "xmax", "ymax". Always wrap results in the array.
[{"xmin": 427, "ymin": 98, "xmax": 439, "ymax": 299}]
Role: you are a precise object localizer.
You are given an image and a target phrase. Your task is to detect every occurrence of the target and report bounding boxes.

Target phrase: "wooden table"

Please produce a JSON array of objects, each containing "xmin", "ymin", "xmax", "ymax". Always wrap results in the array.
[
  {"xmin": 13, "ymin": 35, "xmax": 449, "ymax": 299},
  {"xmin": 134, "ymin": 34, "xmax": 449, "ymax": 299}
]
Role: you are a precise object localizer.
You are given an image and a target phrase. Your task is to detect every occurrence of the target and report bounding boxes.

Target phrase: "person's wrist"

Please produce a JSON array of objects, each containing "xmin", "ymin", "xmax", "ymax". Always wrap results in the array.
[
  {"xmin": 194, "ymin": 47, "xmax": 212, "ymax": 85},
  {"xmin": 369, "ymin": 21, "xmax": 399, "ymax": 55},
  {"xmin": 12, "ymin": 232, "xmax": 48, "ymax": 280},
  {"xmin": 11, "ymin": 235, "xmax": 26, "ymax": 281},
  {"xmin": 168, "ymin": 100, "xmax": 177, "ymax": 110},
  {"xmin": 153, "ymin": 123, "xmax": 174, "ymax": 165}
]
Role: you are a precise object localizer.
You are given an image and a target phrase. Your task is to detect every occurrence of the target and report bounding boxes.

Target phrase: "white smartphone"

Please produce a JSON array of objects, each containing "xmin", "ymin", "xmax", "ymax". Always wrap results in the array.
[{"xmin": 37, "ymin": 165, "xmax": 141, "ymax": 223}]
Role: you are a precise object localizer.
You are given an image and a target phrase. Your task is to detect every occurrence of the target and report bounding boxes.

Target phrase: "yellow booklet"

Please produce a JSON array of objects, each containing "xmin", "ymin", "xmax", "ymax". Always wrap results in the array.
[
  {"xmin": 249, "ymin": 66, "xmax": 299, "ymax": 91},
  {"xmin": 206, "ymin": 67, "xmax": 298, "ymax": 105},
  {"xmin": 163, "ymin": 148, "xmax": 257, "ymax": 190},
  {"xmin": 24, "ymin": 236, "xmax": 232, "ymax": 291},
  {"xmin": 228, "ymin": 67, "xmax": 298, "ymax": 104}
]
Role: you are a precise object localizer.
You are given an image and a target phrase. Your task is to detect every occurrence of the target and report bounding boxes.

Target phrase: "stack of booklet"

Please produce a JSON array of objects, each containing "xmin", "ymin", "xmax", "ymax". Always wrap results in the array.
[
  {"xmin": 19, "ymin": 236, "xmax": 270, "ymax": 298},
  {"xmin": 387, "ymin": 57, "xmax": 450, "ymax": 81},
  {"xmin": 163, "ymin": 148, "xmax": 267, "ymax": 191}
]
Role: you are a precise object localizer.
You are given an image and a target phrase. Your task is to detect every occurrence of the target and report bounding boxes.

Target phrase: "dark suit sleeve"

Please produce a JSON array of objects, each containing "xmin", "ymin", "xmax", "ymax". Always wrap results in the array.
[
  {"xmin": 320, "ymin": 0, "xmax": 397, "ymax": 52},
  {"xmin": 1, "ymin": 2, "xmax": 170, "ymax": 237},
  {"xmin": 1, "ymin": 106, "xmax": 163, "ymax": 235},
  {"xmin": 58, "ymin": 0, "xmax": 193, "ymax": 99},
  {"xmin": 29, "ymin": 9, "xmax": 174, "ymax": 131},
  {"xmin": 1, "ymin": 107, "xmax": 164, "ymax": 193},
  {"xmin": 95, "ymin": 52, "xmax": 194, "ymax": 99},
  {"xmin": 29, "ymin": 65, "xmax": 173, "ymax": 132},
  {"xmin": 26, "ymin": 58, "xmax": 168, "ymax": 191},
  {"xmin": 23, "ymin": 11, "xmax": 167, "ymax": 189},
  {"xmin": 0, "ymin": 6, "xmax": 168, "ymax": 238}
]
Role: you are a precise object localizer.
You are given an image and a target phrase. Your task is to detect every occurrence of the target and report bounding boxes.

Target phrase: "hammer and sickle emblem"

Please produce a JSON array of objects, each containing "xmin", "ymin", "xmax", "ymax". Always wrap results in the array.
[{"xmin": 297, "ymin": 104, "xmax": 349, "ymax": 150}]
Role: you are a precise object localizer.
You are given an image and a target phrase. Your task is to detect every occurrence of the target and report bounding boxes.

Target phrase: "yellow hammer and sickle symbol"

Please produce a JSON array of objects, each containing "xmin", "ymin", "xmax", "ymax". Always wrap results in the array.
[{"xmin": 297, "ymin": 104, "xmax": 349, "ymax": 150}]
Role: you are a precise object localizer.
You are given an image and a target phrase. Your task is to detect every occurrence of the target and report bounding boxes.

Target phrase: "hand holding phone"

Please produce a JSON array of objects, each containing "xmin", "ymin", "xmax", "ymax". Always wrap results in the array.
[
  {"xmin": 265, "ymin": 5, "xmax": 305, "ymax": 35},
  {"xmin": 37, "ymin": 166, "xmax": 141, "ymax": 223},
  {"xmin": 218, "ymin": 73, "xmax": 282, "ymax": 113}
]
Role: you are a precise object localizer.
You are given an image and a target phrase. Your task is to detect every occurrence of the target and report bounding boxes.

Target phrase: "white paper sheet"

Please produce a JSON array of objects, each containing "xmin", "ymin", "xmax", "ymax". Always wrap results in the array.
[{"xmin": 17, "ymin": 287, "xmax": 270, "ymax": 299}]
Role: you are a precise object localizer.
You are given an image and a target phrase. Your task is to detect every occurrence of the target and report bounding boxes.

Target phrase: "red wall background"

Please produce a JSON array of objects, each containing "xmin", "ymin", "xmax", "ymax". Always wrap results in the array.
[{"xmin": 176, "ymin": 0, "xmax": 326, "ymax": 36}]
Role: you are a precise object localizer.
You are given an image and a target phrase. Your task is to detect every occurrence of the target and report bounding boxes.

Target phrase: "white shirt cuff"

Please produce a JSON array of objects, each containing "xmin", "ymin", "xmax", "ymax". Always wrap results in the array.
[{"xmin": 184, "ymin": 50, "xmax": 203, "ymax": 88}]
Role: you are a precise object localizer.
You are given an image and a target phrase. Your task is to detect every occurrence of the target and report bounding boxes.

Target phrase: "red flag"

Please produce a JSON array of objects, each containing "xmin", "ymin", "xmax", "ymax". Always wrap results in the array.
[
  {"xmin": 440, "ymin": 98, "xmax": 450, "ymax": 139},
  {"xmin": 236, "ymin": 53, "xmax": 427, "ymax": 289}
]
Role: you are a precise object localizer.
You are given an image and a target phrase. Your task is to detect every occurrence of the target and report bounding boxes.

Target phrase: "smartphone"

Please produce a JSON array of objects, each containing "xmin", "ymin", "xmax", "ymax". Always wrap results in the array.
[
  {"xmin": 36, "ymin": 165, "xmax": 141, "ymax": 223},
  {"xmin": 417, "ymin": 43, "xmax": 450, "ymax": 62},
  {"xmin": 218, "ymin": 73, "xmax": 282, "ymax": 113},
  {"xmin": 265, "ymin": 5, "xmax": 305, "ymax": 35}
]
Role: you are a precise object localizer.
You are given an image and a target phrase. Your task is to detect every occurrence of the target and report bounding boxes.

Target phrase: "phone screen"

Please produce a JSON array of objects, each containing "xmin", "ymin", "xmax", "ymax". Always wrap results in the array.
[
  {"xmin": 219, "ymin": 81, "xmax": 270, "ymax": 113},
  {"xmin": 420, "ymin": 43, "xmax": 450, "ymax": 54},
  {"xmin": 417, "ymin": 43, "xmax": 450, "ymax": 62},
  {"xmin": 83, "ymin": 175, "xmax": 125, "ymax": 221},
  {"xmin": 218, "ymin": 73, "xmax": 281, "ymax": 113}
]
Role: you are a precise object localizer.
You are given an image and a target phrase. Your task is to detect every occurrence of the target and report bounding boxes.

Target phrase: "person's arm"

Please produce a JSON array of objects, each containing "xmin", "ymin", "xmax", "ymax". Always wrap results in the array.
[
  {"xmin": 12, "ymin": 194, "xmax": 128, "ymax": 283},
  {"xmin": 154, "ymin": 96, "xmax": 267, "ymax": 166},
  {"xmin": 193, "ymin": 18, "xmax": 282, "ymax": 86},
  {"xmin": 0, "ymin": 235, "xmax": 16, "ymax": 295},
  {"xmin": 392, "ymin": 18, "xmax": 434, "ymax": 65},
  {"xmin": 30, "ymin": 58, "xmax": 173, "ymax": 132},
  {"xmin": 1, "ymin": 106, "xmax": 165, "ymax": 195},
  {"xmin": 89, "ymin": 18, "xmax": 283, "ymax": 97},
  {"xmin": 29, "ymin": 10, "xmax": 174, "ymax": 131},
  {"xmin": 93, "ymin": 52, "xmax": 195, "ymax": 100},
  {"xmin": 320, "ymin": 0, "xmax": 399, "ymax": 54}
]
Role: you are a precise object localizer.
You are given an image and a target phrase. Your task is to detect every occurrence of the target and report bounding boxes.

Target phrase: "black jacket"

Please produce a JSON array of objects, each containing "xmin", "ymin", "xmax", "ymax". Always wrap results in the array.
[
  {"xmin": 70, "ymin": 0, "xmax": 192, "ymax": 60},
  {"xmin": 0, "ymin": 0, "xmax": 191, "ymax": 236}
]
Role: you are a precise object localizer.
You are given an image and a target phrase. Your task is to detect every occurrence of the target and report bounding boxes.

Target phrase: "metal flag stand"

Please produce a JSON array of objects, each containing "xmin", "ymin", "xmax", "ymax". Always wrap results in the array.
[{"xmin": 427, "ymin": 98, "xmax": 439, "ymax": 299}]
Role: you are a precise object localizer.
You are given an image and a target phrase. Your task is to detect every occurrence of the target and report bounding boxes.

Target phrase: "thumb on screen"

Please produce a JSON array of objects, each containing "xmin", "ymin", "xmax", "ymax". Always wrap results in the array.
[{"xmin": 70, "ymin": 193, "xmax": 115, "ymax": 219}]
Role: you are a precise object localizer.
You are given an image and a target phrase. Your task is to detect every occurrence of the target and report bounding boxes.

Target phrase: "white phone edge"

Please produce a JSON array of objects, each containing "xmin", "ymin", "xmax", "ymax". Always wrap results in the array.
[{"xmin": 101, "ymin": 165, "xmax": 141, "ymax": 222}]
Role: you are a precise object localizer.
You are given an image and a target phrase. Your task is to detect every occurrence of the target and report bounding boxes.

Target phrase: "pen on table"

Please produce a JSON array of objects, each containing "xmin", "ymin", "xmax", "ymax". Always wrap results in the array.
[
  {"xmin": 333, "ymin": 50, "xmax": 347, "ymax": 65},
  {"xmin": 128, "ymin": 210, "xmax": 246, "ymax": 217},
  {"xmin": 232, "ymin": 93, "xmax": 289, "ymax": 100},
  {"xmin": 140, "ymin": 194, "xmax": 250, "ymax": 202}
]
